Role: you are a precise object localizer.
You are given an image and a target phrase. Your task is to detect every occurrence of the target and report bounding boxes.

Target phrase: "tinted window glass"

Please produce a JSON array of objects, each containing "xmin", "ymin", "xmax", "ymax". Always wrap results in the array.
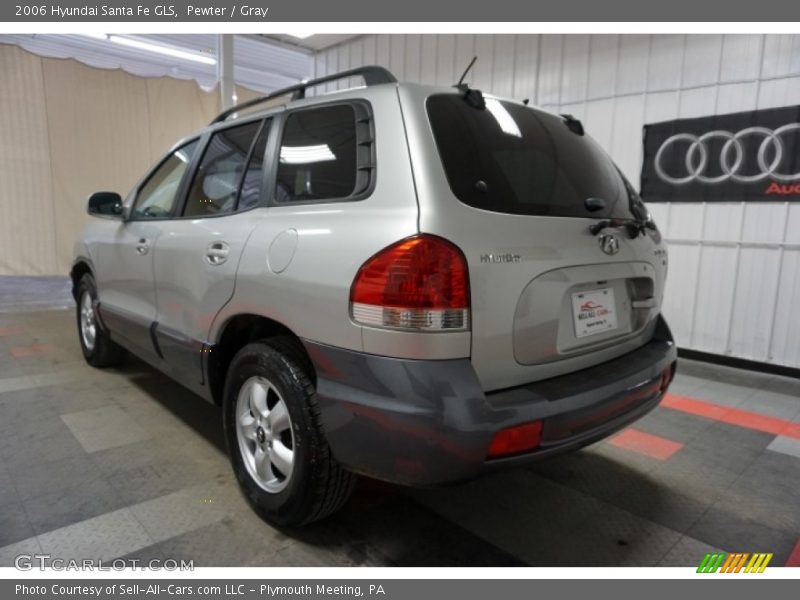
[
  {"xmin": 427, "ymin": 95, "xmax": 638, "ymax": 219},
  {"xmin": 183, "ymin": 121, "xmax": 262, "ymax": 217},
  {"xmin": 132, "ymin": 140, "xmax": 199, "ymax": 220},
  {"xmin": 237, "ymin": 120, "xmax": 270, "ymax": 211},
  {"xmin": 276, "ymin": 105, "xmax": 357, "ymax": 202}
]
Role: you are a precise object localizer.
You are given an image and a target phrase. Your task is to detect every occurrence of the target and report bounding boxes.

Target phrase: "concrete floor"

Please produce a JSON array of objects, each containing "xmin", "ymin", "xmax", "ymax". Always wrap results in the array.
[{"xmin": 0, "ymin": 277, "xmax": 799, "ymax": 567}]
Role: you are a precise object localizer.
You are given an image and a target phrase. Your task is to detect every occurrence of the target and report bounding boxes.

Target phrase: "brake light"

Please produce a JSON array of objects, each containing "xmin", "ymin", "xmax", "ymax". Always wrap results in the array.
[
  {"xmin": 350, "ymin": 234, "xmax": 470, "ymax": 331},
  {"xmin": 487, "ymin": 421, "xmax": 543, "ymax": 459}
]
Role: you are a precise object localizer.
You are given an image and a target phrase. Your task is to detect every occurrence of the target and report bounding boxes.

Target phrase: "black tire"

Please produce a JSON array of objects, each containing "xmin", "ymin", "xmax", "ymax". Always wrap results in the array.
[
  {"xmin": 76, "ymin": 273, "xmax": 126, "ymax": 368},
  {"xmin": 223, "ymin": 337, "xmax": 354, "ymax": 526}
]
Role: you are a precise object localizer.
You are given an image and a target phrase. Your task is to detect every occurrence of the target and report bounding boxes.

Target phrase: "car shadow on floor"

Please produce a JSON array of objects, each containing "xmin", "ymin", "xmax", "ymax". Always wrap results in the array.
[
  {"xmin": 120, "ymin": 357, "xmax": 227, "ymax": 454},
  {"xmin": 116, "ymin": 355, "xmax": 690, "ymax": 566},
  {"xmin": 283, "ymin": 453, "xmax": 697, "ymax": 566}
]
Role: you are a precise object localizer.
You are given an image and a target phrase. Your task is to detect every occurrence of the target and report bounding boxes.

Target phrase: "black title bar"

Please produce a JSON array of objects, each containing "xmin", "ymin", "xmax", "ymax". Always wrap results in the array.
[{"xmin": 4, "ymin": 0, "xmax": 800, "ymax": 22}]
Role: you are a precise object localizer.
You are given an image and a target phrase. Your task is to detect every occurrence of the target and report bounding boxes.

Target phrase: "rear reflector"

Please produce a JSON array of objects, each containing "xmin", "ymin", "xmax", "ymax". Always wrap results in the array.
[
  {"xmin": 659, "ymin": 363, "xmax": 676, "ymax": 393},
  {"xmin": 350, "ymin": 234, "xmax": 470, "ymax": 331},
  {"xmin": 487, "ymin": 421, "xmax": 543, "ymax": 459}
]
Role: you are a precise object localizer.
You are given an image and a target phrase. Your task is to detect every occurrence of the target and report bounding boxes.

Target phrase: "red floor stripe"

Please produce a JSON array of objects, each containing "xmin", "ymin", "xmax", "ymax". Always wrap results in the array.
[
  {"xmin": 785, "ymin": 540, "xmax": 800, "ymax": 567},
  {"xmin": 9, "ymin": 344, "xmax": 52, "ymax": 358},
  {"xmin": 608, "ymin": 428, "xmax": 684, "ymax": 460},
  {"xmin": 0, "ymin": 326, "xmax": 24, "ymax": 337},
  {"xmin": 662, "ymin": 393, "xmax": 800, "ymax": 441}
]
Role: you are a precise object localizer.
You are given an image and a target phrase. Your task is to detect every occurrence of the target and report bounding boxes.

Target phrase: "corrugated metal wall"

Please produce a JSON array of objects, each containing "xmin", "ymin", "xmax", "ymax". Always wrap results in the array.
[{"xmin": 314, "ymin": 34, "xmax": 800, "ymax": 369}]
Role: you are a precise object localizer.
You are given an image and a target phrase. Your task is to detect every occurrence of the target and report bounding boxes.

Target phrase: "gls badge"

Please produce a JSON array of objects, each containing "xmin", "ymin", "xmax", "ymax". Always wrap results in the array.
[{"xmin": 599, "ymin": 233, "xmax": 620, "ymax": 255}]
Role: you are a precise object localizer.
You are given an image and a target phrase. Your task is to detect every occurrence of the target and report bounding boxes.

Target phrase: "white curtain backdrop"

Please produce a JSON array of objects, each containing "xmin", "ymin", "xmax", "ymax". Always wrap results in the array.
[{"xmin": 0, "ymin": 43, "xmax": 261, "ymax": 275}]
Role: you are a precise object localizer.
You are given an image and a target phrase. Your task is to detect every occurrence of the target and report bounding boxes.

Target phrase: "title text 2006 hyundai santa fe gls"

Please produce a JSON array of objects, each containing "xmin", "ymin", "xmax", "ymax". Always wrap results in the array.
[{"xmin": 72, "ymin": 66, "xmax": 676, "ymax": 526}]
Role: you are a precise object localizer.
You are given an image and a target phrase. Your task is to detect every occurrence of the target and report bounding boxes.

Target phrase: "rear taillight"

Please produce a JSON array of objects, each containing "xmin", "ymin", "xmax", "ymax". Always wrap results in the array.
[{"xmin": 349, "ymin": 234, "xmax": 470, "ymax": 331}]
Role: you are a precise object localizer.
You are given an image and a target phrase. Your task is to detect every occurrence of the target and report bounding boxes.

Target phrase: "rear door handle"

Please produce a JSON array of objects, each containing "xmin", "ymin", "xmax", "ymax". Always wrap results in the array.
[
  {"xmin": 135, "ymin": 238, "xmax": 150, "ymax": 255},
  {"xmin": 205, "ymin": 241, "xmax": 230, "ymax": 265},
  {"xmin": 632, "ymin": 297, "xmax": 657, "ymax": 309}
]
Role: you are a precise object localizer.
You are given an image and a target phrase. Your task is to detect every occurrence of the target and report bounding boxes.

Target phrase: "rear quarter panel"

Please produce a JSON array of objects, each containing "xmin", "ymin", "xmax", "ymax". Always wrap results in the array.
[{"xmin": 210, "ymin": 86, "xmax": 432, "ymax": 354}]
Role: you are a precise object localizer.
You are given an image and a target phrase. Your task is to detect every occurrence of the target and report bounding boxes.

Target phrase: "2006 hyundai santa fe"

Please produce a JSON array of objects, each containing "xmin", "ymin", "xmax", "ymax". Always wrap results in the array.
[{"xmin": 71, "ymin": 66, "xmax": 677, "ymax": 526}]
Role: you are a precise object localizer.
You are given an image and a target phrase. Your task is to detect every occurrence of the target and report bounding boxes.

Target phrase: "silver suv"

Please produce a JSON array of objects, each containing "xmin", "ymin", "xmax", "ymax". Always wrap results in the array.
[{"xmin": 72, "ymin": 66, "xmax": 677, "ymax": 526}]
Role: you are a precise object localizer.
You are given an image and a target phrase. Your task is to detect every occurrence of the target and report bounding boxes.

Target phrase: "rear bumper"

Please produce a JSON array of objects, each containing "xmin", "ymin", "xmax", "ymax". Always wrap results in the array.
[{"xmin": 302, "ymin": 316, "xmax": 677, "ymax": 486}]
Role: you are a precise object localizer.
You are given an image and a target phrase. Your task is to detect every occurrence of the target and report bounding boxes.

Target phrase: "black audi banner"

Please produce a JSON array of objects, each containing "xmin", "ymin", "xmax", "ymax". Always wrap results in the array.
[{"xmin": 641, "ymin": 105, "xmax": 800, "ymax": 202}]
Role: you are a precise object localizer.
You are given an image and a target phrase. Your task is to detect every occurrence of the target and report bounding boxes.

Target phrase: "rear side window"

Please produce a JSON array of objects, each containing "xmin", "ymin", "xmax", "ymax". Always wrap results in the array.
[
  {"xmin": 427, "ymin": 95, "xmax": 639, "ymax": 219},
  {"xmin": 183, "ymin": 120, "xmax": 263, "ymax": 217},
  {"xmin": 275, "ymin": 104, "xmax": 358, "ymax": 202}
]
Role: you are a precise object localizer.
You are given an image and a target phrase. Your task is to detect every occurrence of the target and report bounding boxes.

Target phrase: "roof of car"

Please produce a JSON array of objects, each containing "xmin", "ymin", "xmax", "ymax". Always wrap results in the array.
[
  {"xmin": 174, "ymin": 66, "xmax": 545, "ymax": 150},
  {"xmin": 209, "ymin": 65, "xmax": 399, "ymax": 126}
]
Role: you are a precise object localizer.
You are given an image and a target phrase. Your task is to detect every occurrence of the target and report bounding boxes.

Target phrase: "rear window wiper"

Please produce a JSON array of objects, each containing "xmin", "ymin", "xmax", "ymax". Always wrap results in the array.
[
  {"xmin": 585, "ymin": 196, "xmax": 652, "ymax": 238},
  {"xmin": 589, "ymin": 217, "xmax": 650, "ymax": 239}
]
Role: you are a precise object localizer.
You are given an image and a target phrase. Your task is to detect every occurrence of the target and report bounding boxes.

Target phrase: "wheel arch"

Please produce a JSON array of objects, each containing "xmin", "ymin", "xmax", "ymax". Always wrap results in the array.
[
  {"xmin": 207, "ymin": 313, "xmax": 315, "ymax": 406},
  {"xmin": 69, "ymin": 258, "xmax": 94, "ymax": 301}
]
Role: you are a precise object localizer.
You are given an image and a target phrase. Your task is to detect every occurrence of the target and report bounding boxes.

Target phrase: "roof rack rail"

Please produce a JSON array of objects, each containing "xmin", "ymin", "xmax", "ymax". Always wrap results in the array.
[{"xmin": 209, "ymin": 65, "xmax": 397, "ymax": 125}]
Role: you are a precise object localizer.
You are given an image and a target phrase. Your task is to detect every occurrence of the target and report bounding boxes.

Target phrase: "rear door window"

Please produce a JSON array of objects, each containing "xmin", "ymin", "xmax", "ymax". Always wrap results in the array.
[
  {"xmin": 275, "ymin": 104, "xmax": 357, "ymax": 202},
  {"xmin": 183, "ymin": 120, "xmax": 263, "ymax": 217},
  {"xmin": 427, "ymin": 95, "xmax": 639, "ymax": 219}
]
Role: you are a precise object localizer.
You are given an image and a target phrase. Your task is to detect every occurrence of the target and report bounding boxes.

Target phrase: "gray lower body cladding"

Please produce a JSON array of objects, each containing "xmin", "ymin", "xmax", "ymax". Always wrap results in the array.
[{"xmin": 302, "ymin": 316, "xmax": 677, "ymax": 487}]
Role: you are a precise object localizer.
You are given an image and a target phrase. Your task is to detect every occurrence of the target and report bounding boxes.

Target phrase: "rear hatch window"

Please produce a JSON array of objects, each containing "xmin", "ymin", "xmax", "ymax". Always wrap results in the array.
[{"xmin": 427, "ymin": 94, "xmax": 640, "ymax": 219}]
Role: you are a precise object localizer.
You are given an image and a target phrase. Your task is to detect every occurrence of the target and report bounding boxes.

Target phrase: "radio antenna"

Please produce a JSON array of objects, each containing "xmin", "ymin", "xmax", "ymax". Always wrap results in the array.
[{"xmin": 456, "ymin": 56, "xmax": 478, "ymax": 87}]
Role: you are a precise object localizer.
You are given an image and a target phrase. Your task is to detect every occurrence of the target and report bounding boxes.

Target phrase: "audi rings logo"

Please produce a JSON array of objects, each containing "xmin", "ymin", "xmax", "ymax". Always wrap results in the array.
[
  {"xmin": 654, "ymin": 124, "xmax": 800, "ymax": 185},
  {"xmin": 642, "ymin": 107, "xmax": 800, "ymax": 202}
]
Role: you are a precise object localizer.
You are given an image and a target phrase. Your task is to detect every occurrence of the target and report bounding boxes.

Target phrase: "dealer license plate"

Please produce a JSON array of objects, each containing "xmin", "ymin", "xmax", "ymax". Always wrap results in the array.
[{"xmin": 571, "ymin": 288, "xmax": 618, "ymax": 338}]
